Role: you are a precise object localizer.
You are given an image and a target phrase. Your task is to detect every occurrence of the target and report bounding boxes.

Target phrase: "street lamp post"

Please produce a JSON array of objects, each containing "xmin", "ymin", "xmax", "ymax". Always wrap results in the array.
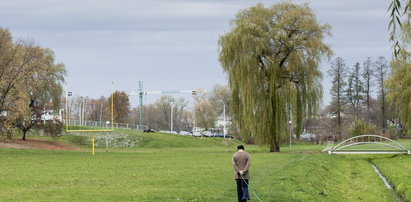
[
  {"xmin": 218, "ymin": 100, "xmax": 226, "ymax": 138},
  {"xmin": 170, "ymin": 98, "xmax": 175, "ymax": 132},
  {"xmin": 106, "ymin": 121, "xmax": 110, "ymax": 152},
  {"xmin": 79, "ymin": 96, "xmax": 83, "ymax": 126},
  {"xmin": 81, "ymin": 96, "xmax": 89, "ymax": 126},
  {"xmin": 289, "ymin": 120, "xmax": 292, "ymax": 151},
  {"xmin": 192, "ymin": 90, "xmax": 197, "ymax": 134}
]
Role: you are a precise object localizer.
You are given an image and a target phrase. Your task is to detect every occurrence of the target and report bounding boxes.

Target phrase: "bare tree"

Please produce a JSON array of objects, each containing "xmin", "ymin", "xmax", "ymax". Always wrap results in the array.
[{"xmin": 193, "ymin": 89, "xmax": 216, "ymax": 130}]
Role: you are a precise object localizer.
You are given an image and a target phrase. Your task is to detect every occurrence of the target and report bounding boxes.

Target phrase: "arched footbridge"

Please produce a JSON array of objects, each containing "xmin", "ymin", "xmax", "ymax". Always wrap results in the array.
[{"xmin": 328, "ymin": 135, "xmax": 411, "ymax": 155}]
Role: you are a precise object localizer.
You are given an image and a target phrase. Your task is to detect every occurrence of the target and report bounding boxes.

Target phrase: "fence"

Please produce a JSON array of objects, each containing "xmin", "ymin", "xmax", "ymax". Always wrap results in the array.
[{"xmin": 65, "ymin": 120, "xmax": 148, "ymax": 131}]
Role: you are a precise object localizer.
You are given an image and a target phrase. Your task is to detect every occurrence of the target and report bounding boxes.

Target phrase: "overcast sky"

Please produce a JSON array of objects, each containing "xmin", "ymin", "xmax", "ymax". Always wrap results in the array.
[{"xmin": 0, "ymin": 0, "xmax": 392, "ymax": 107}]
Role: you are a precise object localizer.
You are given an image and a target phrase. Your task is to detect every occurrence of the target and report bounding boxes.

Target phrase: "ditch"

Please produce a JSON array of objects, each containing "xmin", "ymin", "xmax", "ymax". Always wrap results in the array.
[{"xmin": 371, "ymin": 163, "xmax": 404, "ymax": 202}]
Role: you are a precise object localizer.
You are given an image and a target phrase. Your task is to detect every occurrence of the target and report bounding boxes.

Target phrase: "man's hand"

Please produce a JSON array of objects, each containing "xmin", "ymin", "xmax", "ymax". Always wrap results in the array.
[{"xmin": 239, "ymin": 171, "xmax": 244, "ymax": 175}]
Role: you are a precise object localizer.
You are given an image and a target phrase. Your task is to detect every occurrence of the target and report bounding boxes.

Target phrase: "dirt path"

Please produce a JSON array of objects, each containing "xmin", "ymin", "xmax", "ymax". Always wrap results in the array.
[{"xmin": 0, "ymin": 138, "xmax": 79, "ymax": 151}]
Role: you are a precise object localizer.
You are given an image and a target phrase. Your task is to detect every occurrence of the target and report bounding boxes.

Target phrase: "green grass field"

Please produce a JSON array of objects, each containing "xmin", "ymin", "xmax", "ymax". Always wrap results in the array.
[
  {"xmin": 1, "ymin": 130, "xmax": 410, "ymax": 201},
  {"xmin": 373, "ymin": 155, "xmax": 411, "ymax": 200}
]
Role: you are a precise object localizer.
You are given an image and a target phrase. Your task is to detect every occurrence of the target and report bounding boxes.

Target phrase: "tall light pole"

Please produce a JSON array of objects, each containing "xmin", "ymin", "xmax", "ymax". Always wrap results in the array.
[
  {"xmin": 170, "ymin": 98, "xmax": 175, "ymax": 132},
  {"xmin": 192, "ymin": 90, "xmax": 197, "ymax": 133},
  {"xmin": 81, "ymin": 96, "xmax": 89, "ymax": 126},
  {"xmin": 218, "ymin": 100, "xmax": 226, "ymax": 138},
  {"xmin": 105, "ymin": 121, "xmax": 110, "ymax": 152},
  {"xmin": 289, "ymin": 120, "xmax": 292, "ymax": 151},
  {"xmin": 79, "ymin": 96, "xmax": 83, "ymax": 126}
]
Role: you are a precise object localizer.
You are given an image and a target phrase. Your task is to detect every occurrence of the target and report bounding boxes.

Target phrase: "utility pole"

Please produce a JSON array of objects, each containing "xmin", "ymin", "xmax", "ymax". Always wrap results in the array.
[
  {"xmin": 79, "ymin": 96, "xmax": 83, "ymax": 126},
  {"xmin": 170, "ymin": 98, "xmax": 174, "ymax": 132},
  {"xmin": 138, "ymin": 81, "xmax": 144, "ymax": 128},
  {"xmin": 81, "ymin": 96, "xmax": 88, "ymax": 126},
  {"xmin": 192, "ymin": 90, "xmax": 197, "ymax": 133},
  {"xmin": 105, "ymin": 121, "xmax": 110, "ymax": 152},
  {"xmin": 289, "ymin": 120, "xmax": 292, "ymax": 151}
]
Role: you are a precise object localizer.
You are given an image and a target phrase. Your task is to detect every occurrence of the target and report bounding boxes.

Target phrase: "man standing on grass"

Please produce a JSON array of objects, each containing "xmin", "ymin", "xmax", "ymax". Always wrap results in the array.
[{"xmin": 232, "ymin": 145, "xmax": 250, "ymax": 202}]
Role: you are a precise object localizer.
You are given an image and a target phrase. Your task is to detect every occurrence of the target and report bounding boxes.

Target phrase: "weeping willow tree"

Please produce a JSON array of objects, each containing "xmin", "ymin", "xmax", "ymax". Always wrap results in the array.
[
  {"xmin": 218, "ymin": 3, "xmax": 332, "ymax": 152},
  {"xmin": 386, "ymin": 21, "xmax": 410, "ymax": 134}
]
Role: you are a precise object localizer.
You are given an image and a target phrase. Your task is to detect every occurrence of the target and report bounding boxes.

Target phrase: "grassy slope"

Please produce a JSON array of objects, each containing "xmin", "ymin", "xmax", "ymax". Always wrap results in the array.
[
  {"xmin": 1, "ymin": 128, "xmax": 410, "ymax": 201},
  {"xmin": 372, "ymin": 155, "xmax": 411, "ymax": 200},
  {"xmin": 55, "ymin": 128, "xmax": 244, "ymax": 149},
  {"xmin": 0, "ymin": 149, "xmax": 395, "ymax": 201}
]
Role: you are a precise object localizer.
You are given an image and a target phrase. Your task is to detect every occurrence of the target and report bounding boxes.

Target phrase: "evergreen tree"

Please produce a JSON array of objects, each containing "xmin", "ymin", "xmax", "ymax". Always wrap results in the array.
[
  {"xmin": 362, "ymin": 57, "xmax": 374, "ymax": 115},
  {"xmin": 328, "ymin": 57, "xmax": 347, "ymax": 139},
  {"xmin": 374, "ymin": 57, "xmax": 390, "ymax": 131},
  {"xmin": 348, "ymin": 62, "xmax": 365, "ymax": 122}
]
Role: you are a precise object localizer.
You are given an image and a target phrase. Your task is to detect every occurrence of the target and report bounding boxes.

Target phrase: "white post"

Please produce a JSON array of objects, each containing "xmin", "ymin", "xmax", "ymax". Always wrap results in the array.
[
  {"xmin": 193, "ymin": 105, "xmax": 195, "ymax": 133},
  {"xmin": 79, "ymin": 97, "xmax": 82, "ymax": 126},
  {"xmin": 81, "ymin": 98, "xmax": 84, "ymax": 126},
  {"xmin": 223, "ymin": 102, "xmax": 226, "ymax": 138},
  {"xmin": 106, "ymin": 121, "xmax": 110, "ymax": 152},
  {"xmin": 170, "ymin": 98, "xmax": 174, "ymax": 132},
  {"xmin": 218, "ymin": 100, "xmax": 226, "ymax": 138},
  {"xmin": 192, "ymin": 90, "xmax": 196, "ymax": 134},
  {"xmin": 83, "ymin": 96, "xmax": 88, "ymax": 126},
  {"xmin": 289, "ymin": 120, "xmax": 292, "ymax": 151}
]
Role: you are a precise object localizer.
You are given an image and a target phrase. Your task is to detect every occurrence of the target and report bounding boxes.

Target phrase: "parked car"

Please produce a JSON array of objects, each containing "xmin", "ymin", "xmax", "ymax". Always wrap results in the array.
[
  {"xmin": 201, "ymin": 131, "xmax": 213, "ymax": 137},
  {"xmin": 143, "ymin": 128, "xmax": 156, "ymax": 133},
  {"xmin": 213, "ymin": 133, "xmax": 233, "ymax": 138},
  {"xmin": 179, "ymin": 131, "xmax": 191, "ymax": 136},
  {"xmin": 213, "ymin": 133, "xmax": 224, "ymax": 138},
  {"xmin": 300, "ymin": 133, "xmax": 317, "ymax": 141},
  {"xmin": 159, "ymin": 130, "xmax": 178, "ymax": 135},
  {"xmin": 192, "ymin": 131, "xmax": 202, "ymax": 137}
]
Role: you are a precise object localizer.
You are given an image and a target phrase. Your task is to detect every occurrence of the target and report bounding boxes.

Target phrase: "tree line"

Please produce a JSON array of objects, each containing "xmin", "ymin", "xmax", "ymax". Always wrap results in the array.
[
  {"xmin": 68, "ymin": 85, "xmax": 231, "ymax": 132},
  {"xmin": 323, "ymin": 56, "xmax": 400, "ymax": 141}
]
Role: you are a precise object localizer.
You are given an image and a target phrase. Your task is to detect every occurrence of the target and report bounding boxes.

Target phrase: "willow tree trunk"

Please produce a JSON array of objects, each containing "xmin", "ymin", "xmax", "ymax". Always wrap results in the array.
[
  {"xmin": 270, "ymin": 95, "xmax": 280, "ymax": 152},
  {"xmin": 22, "ymin": 130, "xmax": 28, "ymax": 140}
]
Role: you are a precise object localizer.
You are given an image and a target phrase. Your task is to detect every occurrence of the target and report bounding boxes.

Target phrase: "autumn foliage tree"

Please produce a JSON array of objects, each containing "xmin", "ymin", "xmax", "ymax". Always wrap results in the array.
[
  {"xmin": 0, "ymin": 28, "xmax": 66, "ymax": 139},
  {"xmin": 16, "ymin": 49, "xmax": 66, "ymax": 140},
  {"xmin": 219, "ymin": 3, "xmax": 332, "ymax": 152},
  {"xmin": 108, "ymin": 91, "xmax": 130, "ymax": 123}
]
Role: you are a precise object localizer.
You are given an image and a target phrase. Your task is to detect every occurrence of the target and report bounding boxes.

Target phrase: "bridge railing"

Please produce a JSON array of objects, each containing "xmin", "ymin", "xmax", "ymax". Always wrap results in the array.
[{"xmin": 329, "ymin": 134, "xmax": 410, "ymax": 155}]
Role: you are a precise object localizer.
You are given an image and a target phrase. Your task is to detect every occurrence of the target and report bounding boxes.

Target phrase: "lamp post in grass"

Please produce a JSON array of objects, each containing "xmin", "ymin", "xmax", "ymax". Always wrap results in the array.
[
  {"xmin": 289, "ymin": 120, "xmax": 292, "ymax": 151},
  {"xmin": 218, "ymin": 100, "xmax": 226, "ymax": 138},
  {"xmin": 170, "ymin": 98, "xmax": 175, "ymax": 132},
  {"xmin": 106, "ymin": 121, "xmax": 110, "ymax": 152}
]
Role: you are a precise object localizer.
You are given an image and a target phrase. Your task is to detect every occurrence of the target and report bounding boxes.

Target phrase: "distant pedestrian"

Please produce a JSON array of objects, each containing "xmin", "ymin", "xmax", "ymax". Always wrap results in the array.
[{"xmin": 232, "ymin": 145, "xmax": 250, "ymax": 202}]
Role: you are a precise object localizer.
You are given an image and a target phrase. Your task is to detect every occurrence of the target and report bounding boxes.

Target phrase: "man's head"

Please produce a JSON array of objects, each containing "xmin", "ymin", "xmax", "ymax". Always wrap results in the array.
[{"xmin": 237, "ymin": 145, "xmax": 244, "ymax": 151}]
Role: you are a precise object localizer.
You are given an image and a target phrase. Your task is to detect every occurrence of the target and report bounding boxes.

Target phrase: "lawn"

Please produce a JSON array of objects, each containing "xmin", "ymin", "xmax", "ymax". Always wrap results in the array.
[
  {"xmin": 0, "ymin": 130, "xmax": 410, "ymax": 201},
  {"xmin": 372, "ymin": 155, "xmax": 411, "ymax": 200}
]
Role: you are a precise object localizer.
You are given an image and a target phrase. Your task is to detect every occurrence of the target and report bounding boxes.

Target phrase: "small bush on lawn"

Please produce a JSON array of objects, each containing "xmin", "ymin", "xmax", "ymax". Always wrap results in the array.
[{"xmin": 348, "ymin": 120, "xmax": 377, "ymax": 137}]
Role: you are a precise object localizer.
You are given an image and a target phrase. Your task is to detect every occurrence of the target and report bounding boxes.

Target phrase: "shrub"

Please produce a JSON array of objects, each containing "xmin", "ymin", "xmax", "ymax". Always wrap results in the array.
[
  {"xmin": 348, "ymin": 120, "xmax": 377, "ymax": 137},
  {"xmin": 42, "ymin": 121, "xmax": 64, "ymax": 138},
  {"xmin": 387, "ymin": 125, "xmax": 399, "ymax": 140}
]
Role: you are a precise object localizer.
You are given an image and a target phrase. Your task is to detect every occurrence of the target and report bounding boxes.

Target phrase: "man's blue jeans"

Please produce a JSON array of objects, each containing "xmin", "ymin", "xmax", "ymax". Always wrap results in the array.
[{"xmin": 236, "ymin": 179, "xmax": 250, "ymax": 202}]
